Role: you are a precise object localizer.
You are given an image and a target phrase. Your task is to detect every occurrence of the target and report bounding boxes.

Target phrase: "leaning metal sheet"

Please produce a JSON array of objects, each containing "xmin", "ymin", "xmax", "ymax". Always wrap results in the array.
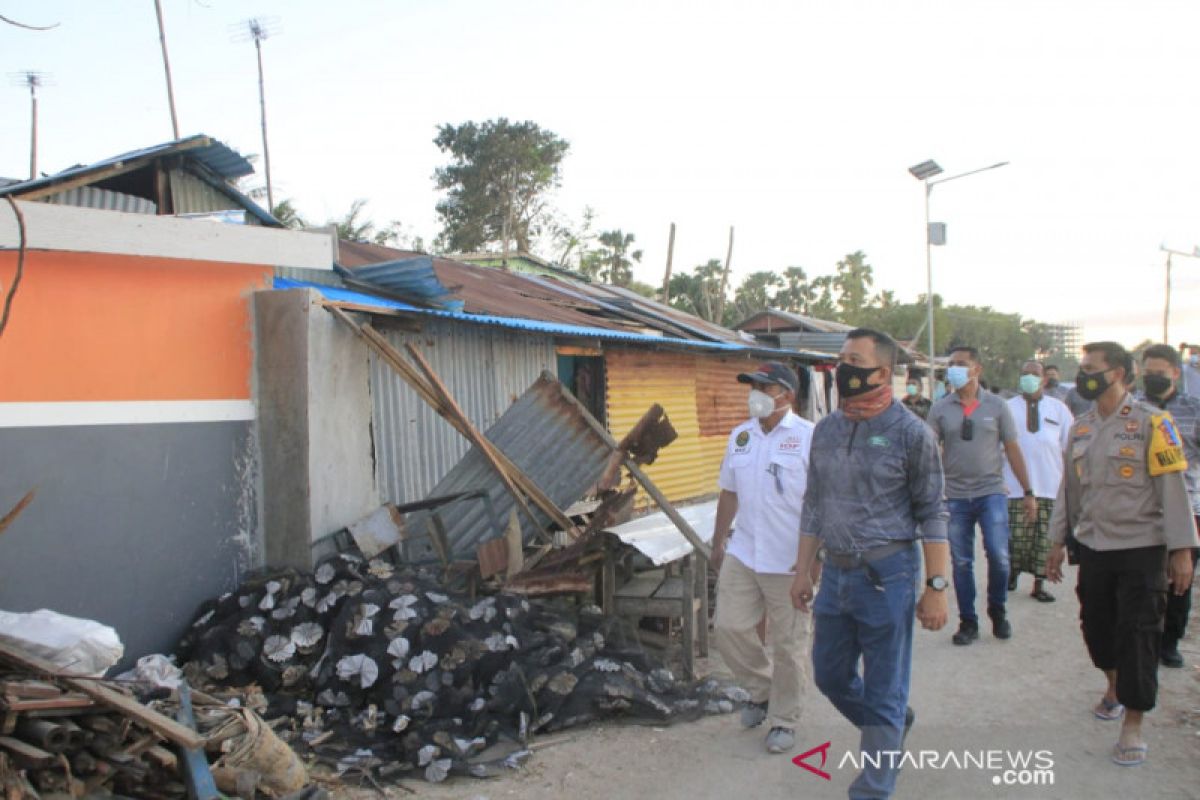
[
  {"xmin": 403, "ymin": 372, "xmax": 612, "ymax": 561},
  {"xmin": 606, "ymin": 499, "xmax": 717, "ymax": 566}
]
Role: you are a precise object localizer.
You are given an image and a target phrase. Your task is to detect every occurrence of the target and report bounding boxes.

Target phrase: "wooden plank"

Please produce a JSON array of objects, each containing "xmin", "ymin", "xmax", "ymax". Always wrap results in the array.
[
  {"xmin": 651, "ymin": 576, "xmax": 685, "ymax": 600},
  {"xmin": 1, "ymin": 694, "xmax": 95, "ymax": 712},
  {"xmin": 0, "ymin": 489, "xmax": 35, "ymax": 537},
  {"xmin": 0, "ymin": 643, "xmax": 202, "ymax": 750},
  {"xmin": 0, "ymin": 679, "xmax": 60, "ymax": 698},
  {"xmin": 0, "ymin": 735, "xmax": 54, "ymax": 768},
  {"xmin": 681, "ymin": 554, "xmax": 696, "ymax": 679}
]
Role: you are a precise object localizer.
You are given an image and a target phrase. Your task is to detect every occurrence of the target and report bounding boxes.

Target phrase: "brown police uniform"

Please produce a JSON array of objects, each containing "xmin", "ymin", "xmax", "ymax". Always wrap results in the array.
[{"xmin": 1048, "ymin": 393, "xmax": 1198, "ymax": 711}]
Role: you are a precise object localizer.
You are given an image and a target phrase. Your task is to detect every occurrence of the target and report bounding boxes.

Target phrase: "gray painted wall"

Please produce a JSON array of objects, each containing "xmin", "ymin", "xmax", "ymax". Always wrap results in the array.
[
  {"xmin": 0, "ymin": 420, "xmax": 257, "ymax": 662},
  {"xmin": 255, "ymin": 289, "xmax": 378, "ymax": 568}
]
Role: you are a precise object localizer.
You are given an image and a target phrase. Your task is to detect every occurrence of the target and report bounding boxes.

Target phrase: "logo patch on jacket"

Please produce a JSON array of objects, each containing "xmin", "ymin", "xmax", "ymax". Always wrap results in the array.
[
  {"xmin": 868, "ymin": 436, "xmax": 890, "ymax": 448},
  {"xmin": 1149, "ymin": 413, "xmax": 1187, "ymax": 475}
]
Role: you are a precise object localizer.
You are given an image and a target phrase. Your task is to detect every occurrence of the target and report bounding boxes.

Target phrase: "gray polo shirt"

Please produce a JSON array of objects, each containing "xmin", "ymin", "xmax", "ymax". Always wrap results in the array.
[{"xmin": 927, "ymin": 390, "xmax": 1018, "ymax": 499}]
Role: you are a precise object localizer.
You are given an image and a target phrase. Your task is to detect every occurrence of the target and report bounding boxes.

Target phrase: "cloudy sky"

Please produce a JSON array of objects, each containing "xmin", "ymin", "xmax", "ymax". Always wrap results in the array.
[{"xmin": 3, "ymin": 0, "xmax": 1199, "ymax": 348}]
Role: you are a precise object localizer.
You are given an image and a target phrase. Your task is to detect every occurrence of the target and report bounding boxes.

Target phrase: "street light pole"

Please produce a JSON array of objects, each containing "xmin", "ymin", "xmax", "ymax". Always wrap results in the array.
[
  {"xmin": 1160, "ymin": 245, "xmax": 1200, "ymax": 342},
  {"xmin": 909, "ymin": 159, "xmax": 1009, "ymax": 399}
]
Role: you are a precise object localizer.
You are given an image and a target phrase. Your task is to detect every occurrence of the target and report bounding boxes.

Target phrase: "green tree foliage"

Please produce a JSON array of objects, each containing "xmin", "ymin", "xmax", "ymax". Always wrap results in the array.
[
  {"xmin": 326, "ymin": 199, "xmax": 423, "ymax": 250},
  {"xmin": 775, "ymin": 266, "xmax": 813, "ymax": 314},
  {"xmin": 809, "ymin": 275, "xmax": 838, "ymax": 320},
  {"xmin": 433, "ymin": 118, "xmax": 570, "ymax": 254},
  {"xmin": 667, "ymin": 259, "xmax": 726, "ymax": 322},
  {"xmin": 271, "ymin": 198, "xmax": 307, "ymax": 229},
  {"xmin": 833, "ymin": 250, "xmax": 874, "ymax": 323},
  {"xmin": 733, "ymin": 270, "xmax": 784, "ymax": 320},
  {"xmin": 594, "ymin": 230, "xmax": 643, "ymax": 286}
]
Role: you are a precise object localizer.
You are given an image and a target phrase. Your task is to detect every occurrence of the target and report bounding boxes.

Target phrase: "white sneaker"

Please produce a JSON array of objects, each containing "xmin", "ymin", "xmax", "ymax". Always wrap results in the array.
[{"xmin": 765, "ymin": 726, "xmax": 795, "ymax": 754}]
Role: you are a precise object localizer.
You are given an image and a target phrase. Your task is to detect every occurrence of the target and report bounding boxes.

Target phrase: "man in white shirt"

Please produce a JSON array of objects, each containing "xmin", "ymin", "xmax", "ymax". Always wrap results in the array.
[
  {"xmin": 712, "ymin": 361, "xmax": 816, "ymax": 755},
  {"xmin": 1003, "ymin": 361, "xmax": 1074, "ymax": 603}
]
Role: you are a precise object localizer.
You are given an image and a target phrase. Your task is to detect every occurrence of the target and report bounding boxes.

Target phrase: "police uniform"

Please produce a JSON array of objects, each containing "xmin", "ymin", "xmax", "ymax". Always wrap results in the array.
[
  {"xmin": 1048, "ymin": 394, "xmax": 1198, "ymax": 712},
  {"xmin": 713, "ymin": 409, "xmax": 814, "ymax": 732}
]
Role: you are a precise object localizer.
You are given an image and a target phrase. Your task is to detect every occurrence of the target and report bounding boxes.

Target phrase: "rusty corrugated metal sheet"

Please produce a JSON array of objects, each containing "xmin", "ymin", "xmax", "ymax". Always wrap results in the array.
[
  {"xmin": 694, "ymin": 355, "xmax": 760, "ymax": 437},
  {"xmin": 606, "ymin": 350, "xmax": 718, "ymax": 511},
  {"xmin": 369, "ymin": 319, "xmax": 556, "ymax": 508},
  {"xmin": 402, "ymin": 372, "xmax": 612, "ymax": 560}
]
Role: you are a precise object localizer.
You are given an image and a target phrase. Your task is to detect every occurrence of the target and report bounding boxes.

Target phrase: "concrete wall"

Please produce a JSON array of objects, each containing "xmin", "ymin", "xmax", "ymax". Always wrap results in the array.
[{"xmin": 255, "ymin": 289, "xmax": 378, "ymax": 567}]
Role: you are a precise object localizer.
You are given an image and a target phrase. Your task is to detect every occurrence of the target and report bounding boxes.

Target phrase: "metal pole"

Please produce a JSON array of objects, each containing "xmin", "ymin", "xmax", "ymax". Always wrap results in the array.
[
  {"xmin": 154, "ymin": 0, "xmax": 180, "ymax": 140},
  {"xmin": 662, "ymin": 222, "xmax": 676, "ymax": 303},
  {"xmin": 28, "ymin": 83, "xmax": 36, "ymax": 180},
  {"xmin": 925, "ymin": 183, "xmax": 934, "ymax": 399},
  {"xmin": 1164, "ymin": 251, "xmax": 1171, "ymax": 343},
  {"xmin": 255, "ymin": 36, "xmax": 274, "ymax": 212}
]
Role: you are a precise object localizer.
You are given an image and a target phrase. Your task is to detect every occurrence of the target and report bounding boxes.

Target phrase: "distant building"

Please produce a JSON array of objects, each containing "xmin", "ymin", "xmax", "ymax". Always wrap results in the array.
[{"xmin": 1041, "ymin": 321, "xmax": 1083, "ymax": 360}]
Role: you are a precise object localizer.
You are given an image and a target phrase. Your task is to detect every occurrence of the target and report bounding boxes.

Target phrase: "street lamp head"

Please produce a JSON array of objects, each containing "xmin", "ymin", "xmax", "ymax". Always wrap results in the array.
[{"xmin": 909, "ymin": 160, "xmax": 943, "ymax": 181}]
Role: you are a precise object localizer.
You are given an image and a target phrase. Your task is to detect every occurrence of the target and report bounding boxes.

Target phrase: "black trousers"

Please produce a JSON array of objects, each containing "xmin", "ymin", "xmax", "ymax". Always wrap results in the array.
[
  {"xmin": 1163, "ymin": 540, "xmax": 1198, "ymax": 646},
  {"xmin": 1075, "ymin": 544, "xmax": 1167, "ymax": 712}
]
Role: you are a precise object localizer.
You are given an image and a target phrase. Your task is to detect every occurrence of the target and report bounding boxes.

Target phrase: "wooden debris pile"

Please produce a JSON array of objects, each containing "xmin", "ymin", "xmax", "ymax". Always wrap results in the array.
[
  {"xmin": 0, "ymin": 644, "xmax": 201, "ymax": 798},
  {"xmin": 175, "ymin": 554, "xmax": 746, "ymax": 784}
]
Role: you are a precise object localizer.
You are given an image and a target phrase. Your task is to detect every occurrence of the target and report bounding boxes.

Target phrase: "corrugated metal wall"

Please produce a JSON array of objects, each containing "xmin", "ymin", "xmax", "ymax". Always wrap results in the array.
[
  {"xmin": 168, "ymin": 169, "xmax": 260, "ymax": 223},
  {"xmin": 369, "ymin": 319, "xmax": 556, "ymax": 505},
  {"xmin": 43, "ymin": 186, "xmax": 156, "ymax": 215}
]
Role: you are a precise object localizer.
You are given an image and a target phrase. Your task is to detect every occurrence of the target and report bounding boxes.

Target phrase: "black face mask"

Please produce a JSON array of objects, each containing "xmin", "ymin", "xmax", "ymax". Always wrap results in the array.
[
  {"xmin": 1075, "ymin": 368, "xmax": 1112, "ymax": 401},
  {"xmin": 1045, "ymin": 378, "xmax": 1059, "ymax": 388},
  {"xmin": 837, "ymin": 363, "xmax": 881, "ymax": 397},
  {"xmin": 1143, "ymin": 374, "xmax": 1174, "ymax": 399}
]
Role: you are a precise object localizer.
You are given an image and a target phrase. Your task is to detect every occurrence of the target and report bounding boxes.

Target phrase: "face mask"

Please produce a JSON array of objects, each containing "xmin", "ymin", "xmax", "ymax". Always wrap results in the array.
[
  {"xmin": 946, "ymin": 366, "xmax": 971, "ymax": 390},
  {"xmin": 1143, "ymin": 374, "xmax": 1173, "ymax": 399},
  {"xmin": 1019, "ymin": 374, "xmax": 1042, "ymax": 395},
  {"xmin": 1075, "ymin": 368, "xmax": 1112, "ymax": 401},
  {"xmin": 905, "ymin": 384, "xmax": 919, "ymax": 396},
  {"xmin": 836, "ymin": 363, "xmax": 880, "ymax": 397},
  {"xmin": 748, "ymin": 388, "xmax": 778, "ymax": 419},
  {"xmin": 1045, "ymin": 377, "xmax": 1059, "ymax": 388}
]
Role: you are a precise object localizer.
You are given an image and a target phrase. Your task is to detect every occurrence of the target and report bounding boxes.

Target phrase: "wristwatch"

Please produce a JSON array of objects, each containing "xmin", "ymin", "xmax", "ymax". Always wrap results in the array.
[
  {"xmin": 926, "ymin": 575, "xmax": 949, "ymax": 591},
  {"xmin": 1023, "ymin": 489, "xmax": 1035, "ymax": 498}
]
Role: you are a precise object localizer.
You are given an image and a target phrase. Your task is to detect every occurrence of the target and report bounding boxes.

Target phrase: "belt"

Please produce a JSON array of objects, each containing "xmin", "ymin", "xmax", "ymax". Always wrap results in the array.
[{"xmin": 822, "ymin": 540, "xmax": 914, "ymax": 570}]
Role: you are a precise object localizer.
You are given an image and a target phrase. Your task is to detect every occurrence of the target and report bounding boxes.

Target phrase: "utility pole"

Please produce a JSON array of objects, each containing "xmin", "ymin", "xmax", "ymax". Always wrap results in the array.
[
  {"xmin": 1160, "ymin": 245, "xmax": 1200, "ymax": 342},
  {"xmin": 714, "ymin": 226, "xmax": 734, "ymax": 324},
  {"xmin": 661, "ymin": 222, "xmax": 676, "ymax": 304},
  {"xmin": 153, "ymin": 0, "xmax": 180, "ymax": 139},
  {"xmin": 10, "ymin": 72, "xmax": 49, "ymax": 179},
  {"xmin": 234, "ymin": 18, "xmax": 281, "ymax": 212}
]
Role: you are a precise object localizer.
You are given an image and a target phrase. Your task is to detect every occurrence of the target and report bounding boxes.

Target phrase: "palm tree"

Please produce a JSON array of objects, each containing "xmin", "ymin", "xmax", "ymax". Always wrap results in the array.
[{"xmin": 595, "ymin": 230, "xmax": 643, "ymax": 286}]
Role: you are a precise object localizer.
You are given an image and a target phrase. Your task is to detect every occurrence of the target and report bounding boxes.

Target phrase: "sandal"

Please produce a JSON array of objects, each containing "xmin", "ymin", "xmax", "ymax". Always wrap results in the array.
[
  {"xmin": 1111, "ymin": 743, "xmax": 1148, "ymax": 766},
  {"xmin": 1031, "ymin": 588, "xmax": 1056, "ymax": 603},
  {"xmin": 1094, "ymin": 698, "xmax": 1125, "ymax": 721}
]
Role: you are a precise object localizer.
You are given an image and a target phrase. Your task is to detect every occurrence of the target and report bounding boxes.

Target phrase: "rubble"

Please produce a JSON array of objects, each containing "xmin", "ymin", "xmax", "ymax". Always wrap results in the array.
[{"xmin": 175, "ymin": 554, "xmax": 745, "ymax": 784}]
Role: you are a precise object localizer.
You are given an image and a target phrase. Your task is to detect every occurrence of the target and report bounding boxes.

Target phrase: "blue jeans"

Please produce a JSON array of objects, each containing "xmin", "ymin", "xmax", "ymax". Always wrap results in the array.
[
  {"xmin": 947, "ymin": 494, "xmax": 1011, "ymax": 622},
  {"xmin": 813, "ymin": 545, "xmax": 917, "ymax": 800}
]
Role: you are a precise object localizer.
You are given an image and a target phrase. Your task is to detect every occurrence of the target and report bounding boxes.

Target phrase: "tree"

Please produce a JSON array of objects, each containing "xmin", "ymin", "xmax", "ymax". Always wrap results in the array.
[
  {"xmin": 733, "ymin": 270, "xmax": 784, "ymax": 320},
  {"xmin": 666, "ymin": 259, "xmax": 727, "ymax": 323},
  {"xmin": 433, "ymin": 118, "xmax": 570, "ymax": 257},
  {"xmin": 594, "ymin": 230, "xmax": 643, "ymax": 286},
  {"xmin": 327, "ymin": 200, "xmax": 424, "ymax": 250},
  {"xmin": 775, "ymin": 266, "xmax": 813, "ymax": 314},
  {"xmin": 546, "ymin": 206, "xmax": 596, "ymax": 271},
  {"xmin": 271, "ymin": 199, "xmax": 307, "ymax": 230},
  {"xmin": 809, "ymin": 275, "xmax": 838, "ymax": 320},
  {"xmin": 833, "ymin": 250, "xmax": 874, "ymax": 323}
]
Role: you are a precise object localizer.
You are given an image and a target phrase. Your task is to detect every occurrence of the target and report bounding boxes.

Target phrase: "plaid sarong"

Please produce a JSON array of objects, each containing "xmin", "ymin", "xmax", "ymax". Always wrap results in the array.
[{"xmin": 1008, "ymin": 497, "xmax": 1054, "ymax": 577}]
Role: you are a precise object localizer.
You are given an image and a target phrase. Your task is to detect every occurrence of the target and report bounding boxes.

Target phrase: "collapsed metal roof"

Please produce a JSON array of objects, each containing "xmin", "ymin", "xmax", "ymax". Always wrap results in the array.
[{"xmin": 402, "ymin": 373, "xmax": 613, "ymax": 559}]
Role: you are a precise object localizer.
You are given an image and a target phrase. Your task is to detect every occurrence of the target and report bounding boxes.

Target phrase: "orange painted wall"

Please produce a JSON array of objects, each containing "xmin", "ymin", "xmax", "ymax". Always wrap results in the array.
[{"xmin": 0, "ymin": 251, "xmax": 272, "ymax": 402}]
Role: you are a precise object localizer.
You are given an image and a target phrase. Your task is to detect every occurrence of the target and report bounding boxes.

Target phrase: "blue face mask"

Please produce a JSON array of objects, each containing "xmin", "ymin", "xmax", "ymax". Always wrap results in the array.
[
  {"xmin": 946, "ymin": 366, "xmax": 971, "ymax": 389},
  {"xmin": 1019, "ymin": 374, "xmax": 1041, "ymax": 395}
]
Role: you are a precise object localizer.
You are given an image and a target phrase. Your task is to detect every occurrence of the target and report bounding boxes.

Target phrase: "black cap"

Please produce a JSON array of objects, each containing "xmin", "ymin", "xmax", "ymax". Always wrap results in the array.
[{"xmin": 736, "ymin": 361, "xmax": 798, "ymax": 395}]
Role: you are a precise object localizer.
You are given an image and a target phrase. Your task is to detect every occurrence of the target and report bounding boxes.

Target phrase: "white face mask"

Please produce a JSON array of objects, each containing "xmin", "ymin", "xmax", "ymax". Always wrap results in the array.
[{"xmin": 748, "ymin": 389, "xmax": 778, "ymax": 419}]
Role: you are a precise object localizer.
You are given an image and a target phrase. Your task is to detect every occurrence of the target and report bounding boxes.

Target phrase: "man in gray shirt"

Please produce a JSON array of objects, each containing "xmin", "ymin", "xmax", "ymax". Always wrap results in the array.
[{"xmin": 928, "ymin": 346, "xmax": 1037, "ymax": 645}]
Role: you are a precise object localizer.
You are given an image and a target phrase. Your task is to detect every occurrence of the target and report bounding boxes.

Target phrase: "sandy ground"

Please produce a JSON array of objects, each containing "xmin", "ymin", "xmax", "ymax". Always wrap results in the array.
[{"xmin": 330, "ymin": 554, "xmax": 1200, "ymax": 800}]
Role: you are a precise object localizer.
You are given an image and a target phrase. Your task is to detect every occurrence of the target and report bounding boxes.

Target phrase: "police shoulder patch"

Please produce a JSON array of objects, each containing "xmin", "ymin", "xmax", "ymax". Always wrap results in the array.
[
  {"xmin": 735, "ymin": 430, "xmax": 750, "ymax": 448},
  {"xmin": 1148, "ymin": 413, "xmax": 1188, "ymax": 476}
]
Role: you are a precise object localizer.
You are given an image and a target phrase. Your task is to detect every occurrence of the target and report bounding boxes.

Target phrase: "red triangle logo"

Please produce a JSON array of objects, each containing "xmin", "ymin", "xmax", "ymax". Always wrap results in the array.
[{"xmin": 792, "ymin": 740, "xmax": 832, "ymax": 780}]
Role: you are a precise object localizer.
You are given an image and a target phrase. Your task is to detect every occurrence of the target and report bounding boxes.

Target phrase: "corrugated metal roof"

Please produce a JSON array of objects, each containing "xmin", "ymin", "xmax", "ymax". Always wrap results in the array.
[
  {"xmin": 43, "ymin": 186, "xmax": 156, "ymax": 215},
  {"xmin": 276, "ymin": 277, "xmax": 820, "ymax": 356},
  {"xmin": 608, "ymin": 498, "xmax": 717, "ymax": 566},
  {"xmin": 402, "ymin": 373, "xmax": 612, "ymax": 559},
  {"xmin": 737, "ymin": 309, "xmax": 854, "ymax": 333},
  {"xmin": 346, "ymin": 257, "xmax": 464, "ymax": 311},
  {"xmin": 0, "ymin": 135, "xmax": 254, "ymax": 198}
]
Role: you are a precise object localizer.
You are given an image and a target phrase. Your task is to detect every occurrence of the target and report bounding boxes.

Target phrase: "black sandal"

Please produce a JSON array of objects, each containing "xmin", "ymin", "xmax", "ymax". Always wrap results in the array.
[{"xmin": 1031, "ymin": 588, "xmax": 1055, "ymax": 603}]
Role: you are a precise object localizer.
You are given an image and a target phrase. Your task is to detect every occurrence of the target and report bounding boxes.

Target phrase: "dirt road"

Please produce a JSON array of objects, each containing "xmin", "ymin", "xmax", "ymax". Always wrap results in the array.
[{"xmin": 335, "ymin": 557, "xmax": 1199, "ymax": 800}]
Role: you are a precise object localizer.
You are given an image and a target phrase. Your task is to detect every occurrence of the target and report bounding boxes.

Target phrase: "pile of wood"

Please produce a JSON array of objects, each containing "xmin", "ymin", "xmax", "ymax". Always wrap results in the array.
[{"xmin": 0, "ymin": 643, "xmax": 201, "ymax": 799}]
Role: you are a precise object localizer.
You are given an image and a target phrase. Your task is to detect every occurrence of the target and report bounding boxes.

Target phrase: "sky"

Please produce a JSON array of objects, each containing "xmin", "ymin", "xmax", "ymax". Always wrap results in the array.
[{"xmin": 3, "ymin": 0, "xmax": 1200, "ymax": 350}]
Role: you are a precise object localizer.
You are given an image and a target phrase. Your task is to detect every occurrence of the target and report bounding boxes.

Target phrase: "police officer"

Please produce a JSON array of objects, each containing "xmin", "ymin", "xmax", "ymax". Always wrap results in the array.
[
  {"xmin": 791, "ymin": 329, "xmax": 949, "ymax": 799},
  {"xmin": 1047, "ymin": 341, "xmax": 1198, "ymax": 768},
  {"xmin": 1136, "ymin": 344, "xmax": 1200, "ymax": 668},
  {"xmin": 711, "ymin": 361, "xmax": 816, "ymax": 754}
]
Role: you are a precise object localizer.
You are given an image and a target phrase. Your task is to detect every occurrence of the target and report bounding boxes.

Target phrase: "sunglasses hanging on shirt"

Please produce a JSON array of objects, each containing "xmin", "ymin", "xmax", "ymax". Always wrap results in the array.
[
  {"xmin": 961, "ymin": 417, "xmax": 974, "ymax": 441},
  {"xmin": 1026, "ymin": 398, "xmax": 1040, "ymax": 434}
]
